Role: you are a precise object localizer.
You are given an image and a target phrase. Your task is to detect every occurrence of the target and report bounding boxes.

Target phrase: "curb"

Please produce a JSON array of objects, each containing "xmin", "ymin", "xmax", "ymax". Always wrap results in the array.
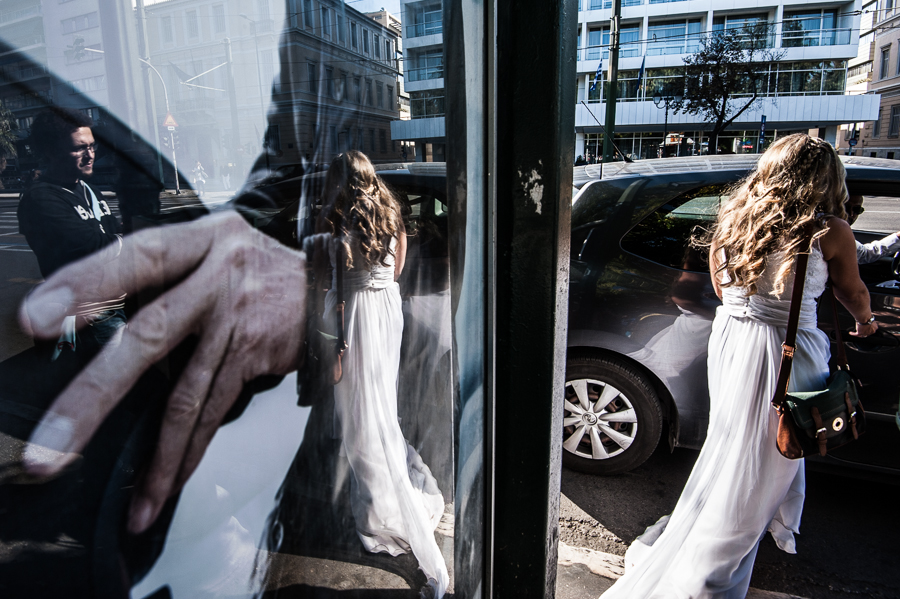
[{"xmin": 557, "ymin": 541, "xmax": 808, "ymax": 599}]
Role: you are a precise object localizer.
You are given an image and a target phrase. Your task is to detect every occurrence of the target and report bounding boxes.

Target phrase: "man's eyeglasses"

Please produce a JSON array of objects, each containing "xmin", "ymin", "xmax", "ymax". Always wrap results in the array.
[
  {"xmin": 847, "ymin": 205, "xmax": 865, "ymax": 217},
  {"xmin": 70, "ymin": 144, "xmax": 97, "ymax": 157}
]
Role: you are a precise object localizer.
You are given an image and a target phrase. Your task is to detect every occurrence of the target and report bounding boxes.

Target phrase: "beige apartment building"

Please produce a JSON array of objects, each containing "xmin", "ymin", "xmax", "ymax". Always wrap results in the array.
[{"xmin": 851, "ymin": 0, "xmax": 900, "ymax": 158}]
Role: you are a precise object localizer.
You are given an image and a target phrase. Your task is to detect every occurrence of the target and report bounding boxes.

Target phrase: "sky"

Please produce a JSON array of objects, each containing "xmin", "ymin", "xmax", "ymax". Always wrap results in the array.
[{"xmin": 346, "ymin": 0, "xmax": 402, "ymax": 18}]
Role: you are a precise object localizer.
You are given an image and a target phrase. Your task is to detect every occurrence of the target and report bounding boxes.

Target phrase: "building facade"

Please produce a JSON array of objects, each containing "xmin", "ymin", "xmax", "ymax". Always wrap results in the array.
[
  {"xmin": 575, "ymin": 0, "xmax": 878, "ymax": 161},
  {"xmin": 144, "ymin": 0, "xmax": 401, "ymax": 180},
  {"xmin": 391, "ymin": 0, "xmax": 444, "ymax": 162},
  {"xmin": 849, "ymin": 0, "xmax": 900, "ymax": 158}
]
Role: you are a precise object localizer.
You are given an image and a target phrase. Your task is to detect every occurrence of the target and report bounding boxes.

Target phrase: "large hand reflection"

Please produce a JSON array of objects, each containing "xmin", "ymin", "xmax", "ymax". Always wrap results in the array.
[{"xmin": 19, "ymin": 211, "xmax": 306, "ymax": 534}]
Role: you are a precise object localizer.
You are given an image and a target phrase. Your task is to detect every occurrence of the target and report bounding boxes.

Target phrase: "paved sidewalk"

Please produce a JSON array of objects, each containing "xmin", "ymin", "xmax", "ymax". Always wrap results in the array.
[{"xmin": 556, "ymin": 542, "xmax": 808, "ymax": 599}]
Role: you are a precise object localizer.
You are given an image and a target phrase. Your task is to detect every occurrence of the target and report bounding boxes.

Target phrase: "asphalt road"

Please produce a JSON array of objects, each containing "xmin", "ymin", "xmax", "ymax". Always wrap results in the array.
[
  {"xmin": 560, "ymin": 443, "xmax": 900, "ymax": 599},
  {"xmin": 853, "ymin": 196, "xmax": 900, "ymax": 235}
]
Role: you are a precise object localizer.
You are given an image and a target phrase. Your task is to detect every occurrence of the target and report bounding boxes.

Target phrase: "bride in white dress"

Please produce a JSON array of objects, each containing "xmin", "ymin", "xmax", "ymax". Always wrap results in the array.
[
  {"xmin": 316, "ymin": 151, "xmax": 450, "ymax": 598},
  {"xmin": 601, "ymin": 134, "xmax": 878, "ymax": 599}
]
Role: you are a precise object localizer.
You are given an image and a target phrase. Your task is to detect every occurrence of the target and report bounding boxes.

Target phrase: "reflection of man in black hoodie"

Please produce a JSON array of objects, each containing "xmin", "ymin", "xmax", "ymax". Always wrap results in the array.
[{"xmin": 17, "ymin": 108, "xmax": 125, "ymax": 357}]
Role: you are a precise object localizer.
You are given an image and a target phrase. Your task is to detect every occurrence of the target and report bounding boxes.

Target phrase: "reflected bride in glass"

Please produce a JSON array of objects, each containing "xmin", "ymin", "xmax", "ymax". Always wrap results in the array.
[{"xmin": 315, "ymin": 151, "xmax": 449, "ymax": 597}]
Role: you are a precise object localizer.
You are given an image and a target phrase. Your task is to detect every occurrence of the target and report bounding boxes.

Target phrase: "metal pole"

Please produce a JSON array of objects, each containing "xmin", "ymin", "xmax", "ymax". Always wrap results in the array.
[
  {"xmin": 241, "ymin": 15, "xmax": 270, "ymax": 172},
  {"xmin": 602, "ymin": 0, "xmax": 621, "ymax": 162},
  {"xmin": 224, "ymin": 38, "xmax": 241, "ymax": 169},
  {"xmin": 663, "ymin": 100, "xmax": 669, "ymax": 158},
  {"xmin": 139, "ymin": 58, "xmax": 180, "ymax": 194},
  {"xmin": 134, "ymin": 0, "xmax": 164, "ymax": 186}
]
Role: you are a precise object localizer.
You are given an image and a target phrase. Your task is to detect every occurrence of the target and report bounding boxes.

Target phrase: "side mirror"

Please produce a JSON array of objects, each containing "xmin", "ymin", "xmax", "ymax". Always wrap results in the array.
[{"xmin": 892, "ymin": 250, "xmax": 900, "ymax": 280}]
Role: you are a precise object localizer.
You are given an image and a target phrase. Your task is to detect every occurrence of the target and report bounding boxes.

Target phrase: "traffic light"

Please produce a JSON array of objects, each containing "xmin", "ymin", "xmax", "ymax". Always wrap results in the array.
[
  {"xmin": 161, "ymin": 133, "xmax": 171, "ymax": 149},
  {"xmin": 172, "ymin": 131, "xmax": 181, "ymax": 150}
]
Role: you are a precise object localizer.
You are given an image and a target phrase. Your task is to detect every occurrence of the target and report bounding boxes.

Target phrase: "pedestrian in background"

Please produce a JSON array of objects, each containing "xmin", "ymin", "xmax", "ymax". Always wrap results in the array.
[
  {"xmin": 17, "ymin": 107, "xmax": 126, "ymax": 361},
  {"xmin": 601, "ymin": 134, "xmax": 876, "ymax": 599}
]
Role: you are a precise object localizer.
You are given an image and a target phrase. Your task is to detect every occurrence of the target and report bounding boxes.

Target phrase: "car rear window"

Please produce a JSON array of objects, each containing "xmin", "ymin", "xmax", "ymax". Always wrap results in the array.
[{"xmin": 620, "ymin": 184, "xmax": 730, "ymax": 271}]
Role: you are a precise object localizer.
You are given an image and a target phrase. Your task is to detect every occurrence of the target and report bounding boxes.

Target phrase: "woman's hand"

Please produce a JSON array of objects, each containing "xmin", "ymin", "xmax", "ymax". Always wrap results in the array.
[
  {"xmin": 20, "ymin": 211, "xmax": 306, "ymax": 534},
  {"xmin": 851, "ymin": 319, "xmax": 878, "ymax": 338}
]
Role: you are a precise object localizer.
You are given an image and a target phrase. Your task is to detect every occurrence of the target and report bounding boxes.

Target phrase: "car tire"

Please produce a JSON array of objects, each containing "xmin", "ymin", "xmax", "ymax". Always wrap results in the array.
[{"xmin": 563, "ymin": 355, "xmax": 663, "ymax": 475}]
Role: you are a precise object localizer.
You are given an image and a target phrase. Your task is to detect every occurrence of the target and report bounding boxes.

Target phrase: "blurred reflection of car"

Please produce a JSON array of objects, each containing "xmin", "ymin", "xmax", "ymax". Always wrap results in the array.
[{"xmin": 566, "ymin": 155, "xmax": 900, "ymax": 477}]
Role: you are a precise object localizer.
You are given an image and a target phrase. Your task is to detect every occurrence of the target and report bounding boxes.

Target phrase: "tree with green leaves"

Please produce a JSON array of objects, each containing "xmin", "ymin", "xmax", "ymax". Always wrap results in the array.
[{"xmin": 678, "ymin": 24, "xmax": 784, "ymax": 154}]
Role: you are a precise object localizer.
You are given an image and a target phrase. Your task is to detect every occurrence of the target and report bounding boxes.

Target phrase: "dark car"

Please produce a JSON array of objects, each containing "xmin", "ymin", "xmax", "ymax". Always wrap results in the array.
[{"xmin": 565, "ymin": 154, "xmax": 900, "ymax": 477}]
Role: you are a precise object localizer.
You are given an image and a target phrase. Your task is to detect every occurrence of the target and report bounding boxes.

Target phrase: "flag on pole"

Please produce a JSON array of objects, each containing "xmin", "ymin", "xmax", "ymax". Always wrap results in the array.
[
  {"xmin": 590, "ymin": 57, "xmax": 603, "ymax": 92},
  {"xmin": 635, "ymin": 56, "xmax": 646, "ymax": 93}
]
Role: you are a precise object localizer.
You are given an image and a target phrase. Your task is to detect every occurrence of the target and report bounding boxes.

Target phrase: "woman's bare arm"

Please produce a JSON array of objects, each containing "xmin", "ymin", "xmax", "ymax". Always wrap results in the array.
[
  {"xmin": 394, "ymin": 230, "xmax": 407, "ymax": 281},
  {"xmin": 819, "ymin": 217, "xmax": 877, "ymax": 337},
  {"xmin": 709, "ymin": 240, "xmax": 724, "ymax": 300}
]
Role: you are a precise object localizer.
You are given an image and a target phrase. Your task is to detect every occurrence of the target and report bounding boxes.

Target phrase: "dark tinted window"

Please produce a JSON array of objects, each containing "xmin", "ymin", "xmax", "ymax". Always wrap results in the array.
[{"xmin": 620, "ymin": 184, "xmax": 729, "ymax": 271}]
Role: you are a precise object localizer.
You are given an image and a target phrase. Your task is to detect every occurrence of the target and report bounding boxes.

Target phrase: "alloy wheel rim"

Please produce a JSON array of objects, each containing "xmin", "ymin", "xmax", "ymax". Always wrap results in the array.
[{"xmin": 563, "ymin": 377, "xmax": 638, "ymax": 460}]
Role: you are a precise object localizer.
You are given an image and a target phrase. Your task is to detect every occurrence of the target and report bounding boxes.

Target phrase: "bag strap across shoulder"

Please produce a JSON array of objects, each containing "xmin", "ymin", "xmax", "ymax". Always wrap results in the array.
[{"xmin": 772, "ymin": 246, "xmax": 810, "ymax": 411}]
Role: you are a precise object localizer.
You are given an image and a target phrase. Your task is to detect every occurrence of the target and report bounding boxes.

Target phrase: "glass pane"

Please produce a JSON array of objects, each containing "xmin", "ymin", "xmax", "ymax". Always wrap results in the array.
[{"xmin": 0, "ymin": 1, "xmax": 473, "ymax": 597}]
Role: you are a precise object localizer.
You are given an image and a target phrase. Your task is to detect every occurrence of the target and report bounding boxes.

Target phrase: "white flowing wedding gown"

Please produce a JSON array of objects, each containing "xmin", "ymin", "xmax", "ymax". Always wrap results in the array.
[
  {"xmin": 325, "ymin": 236, "xmax": 450, "ymax": 597},
  {"xmin": 601, "ymin": 245, "xmax": 831, "ymax": 599}
]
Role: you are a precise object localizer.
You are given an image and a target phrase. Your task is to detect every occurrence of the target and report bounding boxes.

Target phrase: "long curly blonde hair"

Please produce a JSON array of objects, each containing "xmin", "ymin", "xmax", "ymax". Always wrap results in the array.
[
  {"xmin": 316, "ymin": 150, "xmax": 404, "ymax": 270},
  {"xmin": 702, "ymin": 134, "xmax": 848, "ymax": 296}
]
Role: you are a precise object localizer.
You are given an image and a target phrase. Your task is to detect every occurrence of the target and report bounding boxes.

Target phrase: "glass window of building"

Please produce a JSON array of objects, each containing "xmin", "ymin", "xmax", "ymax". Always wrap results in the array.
[
  {"xmin": 890, "ymin": 105, "xmax": 900, "ymax": 137},
  {"xmin": 881, "ymin": 46, "xmax": 891, "ymax": 80},
  {"xmin": 161, "ymin": 15, "xmax": 174, "ymax": 43},
  {"xmin": 711, "ymin": 13, "xmax": 772, "ymax": 48},
  {"xmin": 782, "ymin": 8, "xmax": 847, "ymax": 47},
  {"xmin": 647, "ymin": 19, "xmax": 702, "ymax": 56},
  {"xmin": 307, "ymin": 62, "xmax": 317, "ymax": 94},
  {"xmin": 303, "ymin": 0, "xmax": 313, "ymax": 28},
  {"xmin": 351, "ymin": 21, "xmax": 358, "ymax": 48},
  {"xmin": 410, "ymin": 1, "xmax": 442, "ymax": 37},
  {"xmin": 213, "ymin": 4, "xmax": 226, "ymax": 33},
  {"xmin": 321, "ymin": 7, "xmax": 330, "ymax": 36},
  {"xmin": 186, "ymin": 10, "xmax": 199, "ymax": 38},
  {"xmin": 325, "ymin": 67, "xmax": 334, "ymax": 98}
]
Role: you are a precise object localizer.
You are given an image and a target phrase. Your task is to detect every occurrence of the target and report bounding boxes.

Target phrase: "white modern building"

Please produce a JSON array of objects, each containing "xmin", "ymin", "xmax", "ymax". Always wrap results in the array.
[
  {"xmin": 575, "ymin": 0, "xmax": 879, "ymax": 160},
  {"xmin": 390, "ymin": 0, "xmax": 444, "ymax": 162}
]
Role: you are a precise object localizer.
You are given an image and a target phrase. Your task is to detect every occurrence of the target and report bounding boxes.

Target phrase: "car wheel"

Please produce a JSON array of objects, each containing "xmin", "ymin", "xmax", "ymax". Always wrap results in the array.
[{"xmin": 563, "ymin": 355, "xmax": 663, "ymax": 475}]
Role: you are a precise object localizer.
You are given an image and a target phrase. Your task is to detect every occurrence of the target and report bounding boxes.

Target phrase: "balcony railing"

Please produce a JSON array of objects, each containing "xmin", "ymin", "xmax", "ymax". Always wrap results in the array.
[
  {"xmin": 647, "ymin": 31, "xmax": 705, "ymax": 56},
  {"xmin": 407, "ymin": 20, "xmax": 442, "ymax": 38},
  {"xmin": 0, "ymin": 5, "xmax": 41, "ymax": 25},
  {"xmin": 407, "ymin": 65, "xmax": 443, "ymax": 82},
  {"xmin": 580, "ymin": 0, "xmax": 642, "ymax": 9},
  {"xmin": 782, "ymin": 27, "xmax": 852, "ymax": 48},
  {"xmin": 578, "ymin": 44, "xmax": 640, "ymax": 61}
]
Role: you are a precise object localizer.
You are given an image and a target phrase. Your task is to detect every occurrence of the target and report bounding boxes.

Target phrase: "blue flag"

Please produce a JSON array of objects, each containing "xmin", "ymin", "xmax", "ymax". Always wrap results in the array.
[
  {"xmin": 590, "ymin": 57, "xmax": 603, "ymax": 92},
  {"xmin": 636, "ymin": 56, "xmax": 646, "ymax": 92}
]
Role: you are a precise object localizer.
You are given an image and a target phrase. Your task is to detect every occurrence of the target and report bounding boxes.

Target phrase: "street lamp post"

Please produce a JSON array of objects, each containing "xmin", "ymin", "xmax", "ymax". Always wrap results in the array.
[
  {"xmin": 652, "ymin": 93, "xmax": 683, "ymax": 158},
  {"xmin": 139, "ymin": 57, "xmax": 180, "ymax": 194},
  {"xmin": 240, "ymin": 14, "xmax": 270, "ymax": 172}
]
